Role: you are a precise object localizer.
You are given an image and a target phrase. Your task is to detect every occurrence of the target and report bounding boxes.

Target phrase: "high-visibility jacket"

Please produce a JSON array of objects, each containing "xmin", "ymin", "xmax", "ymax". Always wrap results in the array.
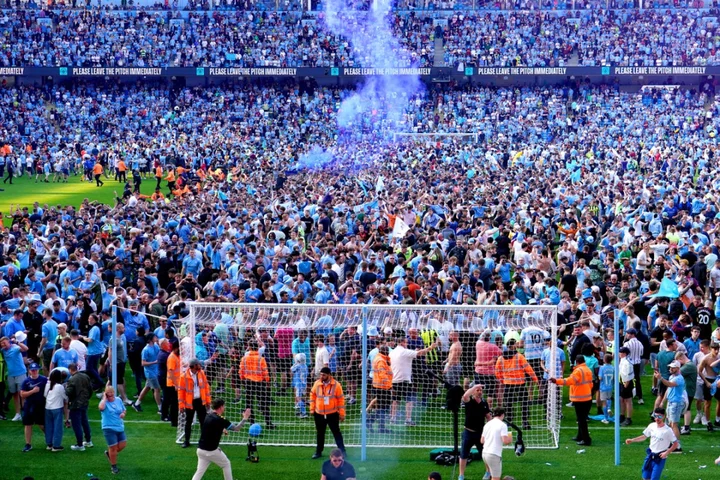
[
  {"xmin": 117, "ymin": 161, "xmax": 127, "ymax": 172},
  {"xmin": 166, "ymin": 170, "xmax": 175, "ymax": 182},
  {"xmin": 556, "ymin": 363, "xmax": 594, "ymax": 403},
  {"xmin": 239, "ymin": 351, "xmax": 270, "ymax": 383},
  {"xmin": 421, "ymin": 329, "xmax": 439, "ymax": 364},
  {"xmin": 92, "ymin": 163, "xmax": 103, "ymax": 175},
  {"xmin": 178, "ymin": 369, "xmax": 211, "ymax": 409},
  {"xmin": 155, "ymin": 166, "xmax": 163, "ymax": 178},
  {"xmin": 310, "ymin": 378, "xmax": 345, "ymax": 418},
  {"xmin": 372, "ymin": 353, "xmax": 392, "ymax": 390},
  {"xmin": 494, "ymin": 353, "xmax": 538, "ymax": 385},
  {"xmin": 167, "ymin": 352, "xmax": 181, "ymax": 388}
]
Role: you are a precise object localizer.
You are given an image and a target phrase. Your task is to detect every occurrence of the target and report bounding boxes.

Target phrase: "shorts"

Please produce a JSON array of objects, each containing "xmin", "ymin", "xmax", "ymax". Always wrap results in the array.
[
  {"xmin": 373, "ymin": 387, "xmax": 393, "ymax": 410},
  {"xmin": 7, "ymin": 374, "xmax": 27, "ymax": 394},
  {"xmin": 482, "ymin": 452, "xmax": 502, "ymax": 478},
  {"xmin": 474, "ymin": 374, "xmax": 498, "ymax": 399},
  {"xmin": 460, "ymin": 429, "xmax": 482, "ymax": 460},
  {"xmin": 666, "ymin": 402, "xmax": 684, "ymax": 423},
  {"xmin": 103, "ymin": 429, "xmax": 127, "ymax": 447},
  {"xmin": 108, "ymin": 361, "xmax": 126, "ymax": 385},
  {"xmin": 694, "ymin": 380, "xmax": 704, "ymax": 401},
  {"xmin": 657, "ymin": 382, "xmax": 667, "ymax": 398},
  {"xmin": 620, "ymin": 382, "xmax": 634, "ymax": 400},
  {"xmin": 392, "ymin": 381, "xmax": 413, "ymax": 402},
  {"xmin": 600, "ymin": 390, "xmax": 613, "ymax": 402},
  {"xmin": 146, "ymin": 377, "xmax": 161, "ymax": 390},
  {"xmin": 42, "ymin": 349, "xmax": 53, "ymax": 368},
  {"xmin": 702, "ymin": 378, "xmax": 720, "ymax": 402},
  {"xmin": 22, "ymin": 405, "xmax": 45, "ymax": 426}
]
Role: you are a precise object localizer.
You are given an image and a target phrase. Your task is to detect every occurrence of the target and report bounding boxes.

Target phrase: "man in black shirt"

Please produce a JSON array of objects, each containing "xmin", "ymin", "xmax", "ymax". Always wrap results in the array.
[
  {"xmin": 192, "ymin": 399, "xmax": 250, "ymax": 480},
  {"xmin": 458, "ymin": 384, "xmax": 492, "ymax": 480},
  {"xmin": 321, "ymin": 448, "xmax": 357, "ymax": 480}
]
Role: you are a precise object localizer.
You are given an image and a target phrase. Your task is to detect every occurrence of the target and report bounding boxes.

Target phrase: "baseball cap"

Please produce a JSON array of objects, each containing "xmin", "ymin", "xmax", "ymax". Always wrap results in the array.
[
  {"xmin": 668, "ymin": 361, "xmax": 681, "ymax": 369},
  {"xmin": 625, "ymin": 328, "xmax": 638, "ymax": 335},
  {"xmin": 320, "ymin": 367, "xmax": 332, "ymax": 375},
  {"xmin": 28, "ymin": 363, "xmax": 40, "ymax": 371}
]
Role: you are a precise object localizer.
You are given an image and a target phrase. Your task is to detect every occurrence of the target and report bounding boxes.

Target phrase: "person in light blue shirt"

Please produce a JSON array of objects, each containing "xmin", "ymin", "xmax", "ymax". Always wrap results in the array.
[
  {"xmin": 683, "ymin": 327, "xmax": 701, "ymax": 361},
  {"xmin": 98, "ymin": 386, "xmax": 126, "ymax": 475},
  {"xmin": 133, "ymin": 333, "xmax": 161, "ymax": 414},
  {"xmin": 181, "ymin": 250, "xmax": 202, "ymax": 278},
  {"xmin": 598, "ymin": 356, "xmax": 614, "ymax": 423},
  {"xmin": 1, "ymin": 336, "xmax": 29, "ymax": 420},
  {"xmin": 40, "ymin": 309, "xmax": 58, "ymax": 373},
  {"xmin": 657, "ymin": 361, "xmax": 686, "ymax": 444},
  {"xmin": 4, "ymin": 310, "xmax": 26, "ymax": 339},
  {"xmin": 122, "ymin": 309, "xmax": 150, "ymax": 344},
  {"xmin": 84, "ymin": 314, "xmax": 105, "ymax": 391},
  {"xmin": 291, "ymin": 331, "xmax": 311, "ymax": 362},
  {"xmin": 291, "ymin": 353, "xmax": 309, "ymax": 417},
  {"xmin": 51, "ymin": 337, "xmax": 79, "ymax": 369}
]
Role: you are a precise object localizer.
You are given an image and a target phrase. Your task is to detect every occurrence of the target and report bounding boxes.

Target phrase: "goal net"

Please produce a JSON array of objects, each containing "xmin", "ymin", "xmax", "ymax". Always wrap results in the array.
[{"xmin": 176, "ymin": 303, "xmax": 560, "ymax": 450}]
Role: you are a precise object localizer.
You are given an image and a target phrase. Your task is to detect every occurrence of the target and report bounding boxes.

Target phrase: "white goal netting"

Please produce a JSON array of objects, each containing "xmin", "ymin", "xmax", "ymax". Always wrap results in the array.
[{"xmin": 176, "ymin": 303, "xmax": 560, "ymax": 450}]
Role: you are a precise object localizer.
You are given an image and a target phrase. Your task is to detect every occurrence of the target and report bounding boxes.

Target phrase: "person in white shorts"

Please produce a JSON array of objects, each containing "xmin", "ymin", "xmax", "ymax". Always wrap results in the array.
[{"xmin": 481, "ymin": 407, "xmax": 513, "ymax": 480}]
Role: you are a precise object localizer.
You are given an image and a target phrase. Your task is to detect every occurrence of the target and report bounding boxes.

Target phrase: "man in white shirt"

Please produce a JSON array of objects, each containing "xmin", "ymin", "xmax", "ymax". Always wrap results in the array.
[
  {"xmin": 389, "ymin": 336, "xmax": 438, "ymax": 427},
  {"xmin": 481, "ymin": 408, "xmax": 513, "ymax": 480},
  {"xmin": 625, "ymin": 407, "xmax": 679, "ymax": 480},
  {"xmin": 314, "ymin": 334, "xmax": 330, "ymax": 378},
  {"xmin": 70, "ymin": 329, "xmax": 88, "ymax": 371},
  {"xmin": 618, "ymin": 347, "xmax": 635, "ymax": 426}
]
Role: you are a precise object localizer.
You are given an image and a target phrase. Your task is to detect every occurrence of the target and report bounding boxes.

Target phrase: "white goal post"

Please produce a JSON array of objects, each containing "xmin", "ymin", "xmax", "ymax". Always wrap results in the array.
[{"xmin": 176, "ymin": 303, "xmax": 560, "ymax": 452}]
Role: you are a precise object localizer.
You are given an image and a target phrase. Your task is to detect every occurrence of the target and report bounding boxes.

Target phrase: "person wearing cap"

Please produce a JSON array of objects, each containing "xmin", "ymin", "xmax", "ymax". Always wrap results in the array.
[
  {"xmin": 656, "ymin": 359, "xmax": 686, "ymax": 452},
  {"xmin": 310, "ymin": 366, "xmax": 346, "ymax": 460},
  {"xmin": 1, "ymin": 335, "xmax": 29, "ymax": 421},
  {"xmin": 550, "ymin": 355, "xmax": 594, "ymax": 446},
  {"xmin": 625, "ymin": 407, "xmax": 679, "ymax": 480},
  {"xmin": 618, "ymin": 347, "xmax": 635, "ymax": 426},
  {"xmin": 19, "ymin": 362, "xmax": 47, "ymax": 452}
]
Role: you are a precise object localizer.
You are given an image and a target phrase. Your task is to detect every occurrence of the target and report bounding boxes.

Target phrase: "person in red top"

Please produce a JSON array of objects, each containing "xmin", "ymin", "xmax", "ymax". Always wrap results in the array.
[
  {"xmin": 475, "ymin": 331, "xmax": 503, "ymax": 407},
  {"xmin": 239, "ymin": 340, "xmax": 275, "ymax": 429},
  {"xmin": 275, "ymin": 327, "xmax": 295, "ymax": 393}
]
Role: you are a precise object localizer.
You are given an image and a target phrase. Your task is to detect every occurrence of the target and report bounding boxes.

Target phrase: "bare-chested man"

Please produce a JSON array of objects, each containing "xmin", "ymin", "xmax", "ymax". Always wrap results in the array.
[
  {"xmin": 697, "ymin": 342, "xmax": 720, "ymax": 432},
  {"xmin": 444, "ymin": 331, "xmax": 463, "ymax": 386}
]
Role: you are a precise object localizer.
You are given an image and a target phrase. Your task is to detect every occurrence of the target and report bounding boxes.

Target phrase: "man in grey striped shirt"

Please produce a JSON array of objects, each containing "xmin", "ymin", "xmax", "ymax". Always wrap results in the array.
[{"xmin": 624, "ymin": 328, "xmax": 645, "ymax": 405}]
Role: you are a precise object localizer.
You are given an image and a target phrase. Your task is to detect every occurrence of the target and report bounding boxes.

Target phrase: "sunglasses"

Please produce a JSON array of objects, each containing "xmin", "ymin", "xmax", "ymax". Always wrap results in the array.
[{"xmin": 652, "ymin": 414, "xmax": 665, "ymax": 420}]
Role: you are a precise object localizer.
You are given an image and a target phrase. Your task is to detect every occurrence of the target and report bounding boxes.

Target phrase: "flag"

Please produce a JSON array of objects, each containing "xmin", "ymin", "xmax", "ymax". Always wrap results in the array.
[
  {"xmin": 650, "ymin": 278, "xmax": 680, "ymax": 299},
  {"xmin": 392, "ymin": 217, "xmax": 411, "ymax": 238}
]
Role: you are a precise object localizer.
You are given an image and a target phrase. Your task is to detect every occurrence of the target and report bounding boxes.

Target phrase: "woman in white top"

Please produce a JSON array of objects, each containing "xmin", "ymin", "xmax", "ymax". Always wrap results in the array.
[{"xmin": 44, "ymin": 369, "xmax": 68, "ymax": 451}]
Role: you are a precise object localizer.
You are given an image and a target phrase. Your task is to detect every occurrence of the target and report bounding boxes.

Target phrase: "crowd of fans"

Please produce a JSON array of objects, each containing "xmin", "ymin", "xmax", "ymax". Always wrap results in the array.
[
  {"xmin": 0, "ymin": 9, "xmax": 435, "ymax": 68},
  {"xmin": 4, "ymin": 7, "xmax": 720, "ymax": 68}
]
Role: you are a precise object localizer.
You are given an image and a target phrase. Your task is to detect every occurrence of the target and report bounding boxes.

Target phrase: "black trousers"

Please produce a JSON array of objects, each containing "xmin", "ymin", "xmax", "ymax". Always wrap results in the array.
[
  {"xmin": 503, "ymin": 384, "xmax": 530, "ymax": 426},
  {"xmin": 574, "ymin": 400, "xmax": 592, "ymax": 443},
  {"xmin": 313, "ymin": 412, "xmax": 345, "ymax": 455},
  {"xmin": 184, "ymin": 398, "xmax": 207, "ymax": 445},
  {"xmin": 632, "ymin": 363, "xmax": 643, "ymax": 400},
  {"xmin": 162, "ymin": 384, "xmax": 179, "ymax": 427},
  {"xmin": 245, "ymin": 381, "xmax": 272, "ymax": 423}
]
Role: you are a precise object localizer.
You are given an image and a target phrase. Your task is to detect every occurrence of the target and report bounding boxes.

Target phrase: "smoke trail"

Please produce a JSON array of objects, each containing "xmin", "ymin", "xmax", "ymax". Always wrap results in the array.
[
  {"xmin": 295, "ymin": 145, "xmax": 335, "ymax": 171},
  {"xmin": 322, "ymin": 0, "xmax": 424, "ymax": 131}
]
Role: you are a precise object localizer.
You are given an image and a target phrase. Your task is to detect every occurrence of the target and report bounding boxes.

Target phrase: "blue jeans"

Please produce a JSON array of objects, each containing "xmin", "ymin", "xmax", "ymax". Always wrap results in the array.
[
  {"xmin": 70, "ymin": 407, "xmax": 91, "ymax": 446},
  {"xmin": 86, "ymin": 354, "xmax": 104, "ymax": 390},
  {"xmin": 44, "ymin": 408, "xmax": 64, "ymax": 448}
]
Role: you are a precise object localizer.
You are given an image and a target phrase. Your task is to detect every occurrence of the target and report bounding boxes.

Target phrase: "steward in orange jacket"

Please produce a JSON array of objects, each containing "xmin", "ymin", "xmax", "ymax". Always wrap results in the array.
[
  {"xmin": 310, "ymin": 367, "xmax": 347, "ymax": 458},
  {"xmin": 164, "ymin": 343, "xmax": 181, "ymax": 427},
  {"xmin": 239, "ymin": 341, "xmax": 275, "ymax": 428},
  {"xmin": 178, "ymin": 359, "xmax": 211, "ymax": 447},
  {"xmin": 368, "ymin": 346, "xmax": 393, "ymax": 433},
  {"xmin": 494, "ymin": 340, "xmax": 538, "ymax": 428},
  {"xmin": 551, "ymin": 356, "xmax": 594, "ymax": 445}
]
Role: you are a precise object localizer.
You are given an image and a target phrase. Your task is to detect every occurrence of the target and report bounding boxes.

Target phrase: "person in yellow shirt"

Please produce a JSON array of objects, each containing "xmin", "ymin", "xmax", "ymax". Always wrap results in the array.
[{"xmin": 93, "ymin": 161, "xmax": 104, "ymax": 187}]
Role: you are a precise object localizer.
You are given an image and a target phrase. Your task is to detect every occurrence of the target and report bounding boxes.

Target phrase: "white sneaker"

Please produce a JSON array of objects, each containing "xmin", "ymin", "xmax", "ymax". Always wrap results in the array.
[
  {"xmin": 566, "ymin": 402, "xmax": 574, "ymax": 407},
  {"xmin": 694, "ymin": 413, "xmax": 703, "ymax": 424},
  {"xmin": 601, "ymin": 419, "xmax": 610, "ymax": 424},
  {"xmin": 123, "ymin": 400, "xmax": 133, "ymax": 406},
  {"xmin": 71, "ymin": 445, "xmax": 85, "ymax": 451},
  {"xmin": 11, "ymin": 414, "xmax": 22, "ymax": 422},
  {"xmin": 83, "ymin": 441, "xmax": 94, "ymax": 448},
  {"xmin": 637, "ymin": 399, "xmax": 644, "ymax": 405},
  {"xmin": 702, "ymin": 415, "xmax": 709, "ymax": 426}
]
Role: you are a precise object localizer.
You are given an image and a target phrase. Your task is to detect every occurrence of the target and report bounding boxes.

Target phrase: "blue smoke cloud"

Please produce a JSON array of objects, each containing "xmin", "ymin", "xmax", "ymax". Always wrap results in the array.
[
  {"xmin": 295, "ymin": 145, "xmax": 335, "ymax": 171},
  {"xmin": 322, "ymin": 0, "xmax": 425, "ymax": 131}
]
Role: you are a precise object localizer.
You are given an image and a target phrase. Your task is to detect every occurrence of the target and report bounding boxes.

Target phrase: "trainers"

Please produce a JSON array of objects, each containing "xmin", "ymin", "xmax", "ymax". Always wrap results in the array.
[
  {"xmin": 672, "ymin": 448, "xmax": 683, "ymax": 454},
  {"xmin": 714, "ymin": 421, "xmax": 720, "ymax": 428},
  {"xmin": 566, "ymin": 402, "xmax": 574, "ymax": 407},
  {"xmin": 132, "ymin": 402, "xmax": 142, "ymax": 413},
  {"xmin": 458, "ymin": 476, "xmax": 465, "ymax": 480},
  {"xmin": 299, "ymin": 414, "xmax": 308, "ymax": 419},
  {"xmin": 22, "ymin": 444, "xmax": 32, "ymax": 452},
  {"xmin": 482, "ymin": 473, "xmax": 491, "ymax": 480},
  {"xmin": 680, "ymin": 426, "xmax": 691, "ymax": 435},
  {"xmin": 348, "ymin": 397, "xmax": 357, "ymax": 405},
  {"xmin": 637, "ymin": 399, "xmax": 644, "ymax": 405},
  {"xmin": 405, "ymin": 420, "xmax": 417, "ymax": 427},
  {"xmin": 708, "ymin": 423, "xmax": 715, "ymax": 432},
  {"xmin": 694, "ymin": 413, "xmax": 703, "ymax": 424},
  {"xmin": 702, "ymin": 415, "xmax": 709, "ymax": 426},
  {"xmin": 83, "ymin": 441, "xmax": 93, "ymax": 448},
  {"xmin": 601, "ymin": 419, "xmax": 609, "ymax": 424},
  {"xmin": 46, "ymin": 445, "xmax": 52, "ymax": 451},
  {"xmin": 71, "ymin": 445, "xmax": 85, "ymax": 451},
  {"xmin": 52, "ymin": 446, "xmax": 64, "ymax": 452},
  {"xmin": 11, "ymin": 413, "xmax": 22, "ymax": 422},
  {"xmin": 111, "ymin": 465, "xmax": 119, "ymax": 475}
]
